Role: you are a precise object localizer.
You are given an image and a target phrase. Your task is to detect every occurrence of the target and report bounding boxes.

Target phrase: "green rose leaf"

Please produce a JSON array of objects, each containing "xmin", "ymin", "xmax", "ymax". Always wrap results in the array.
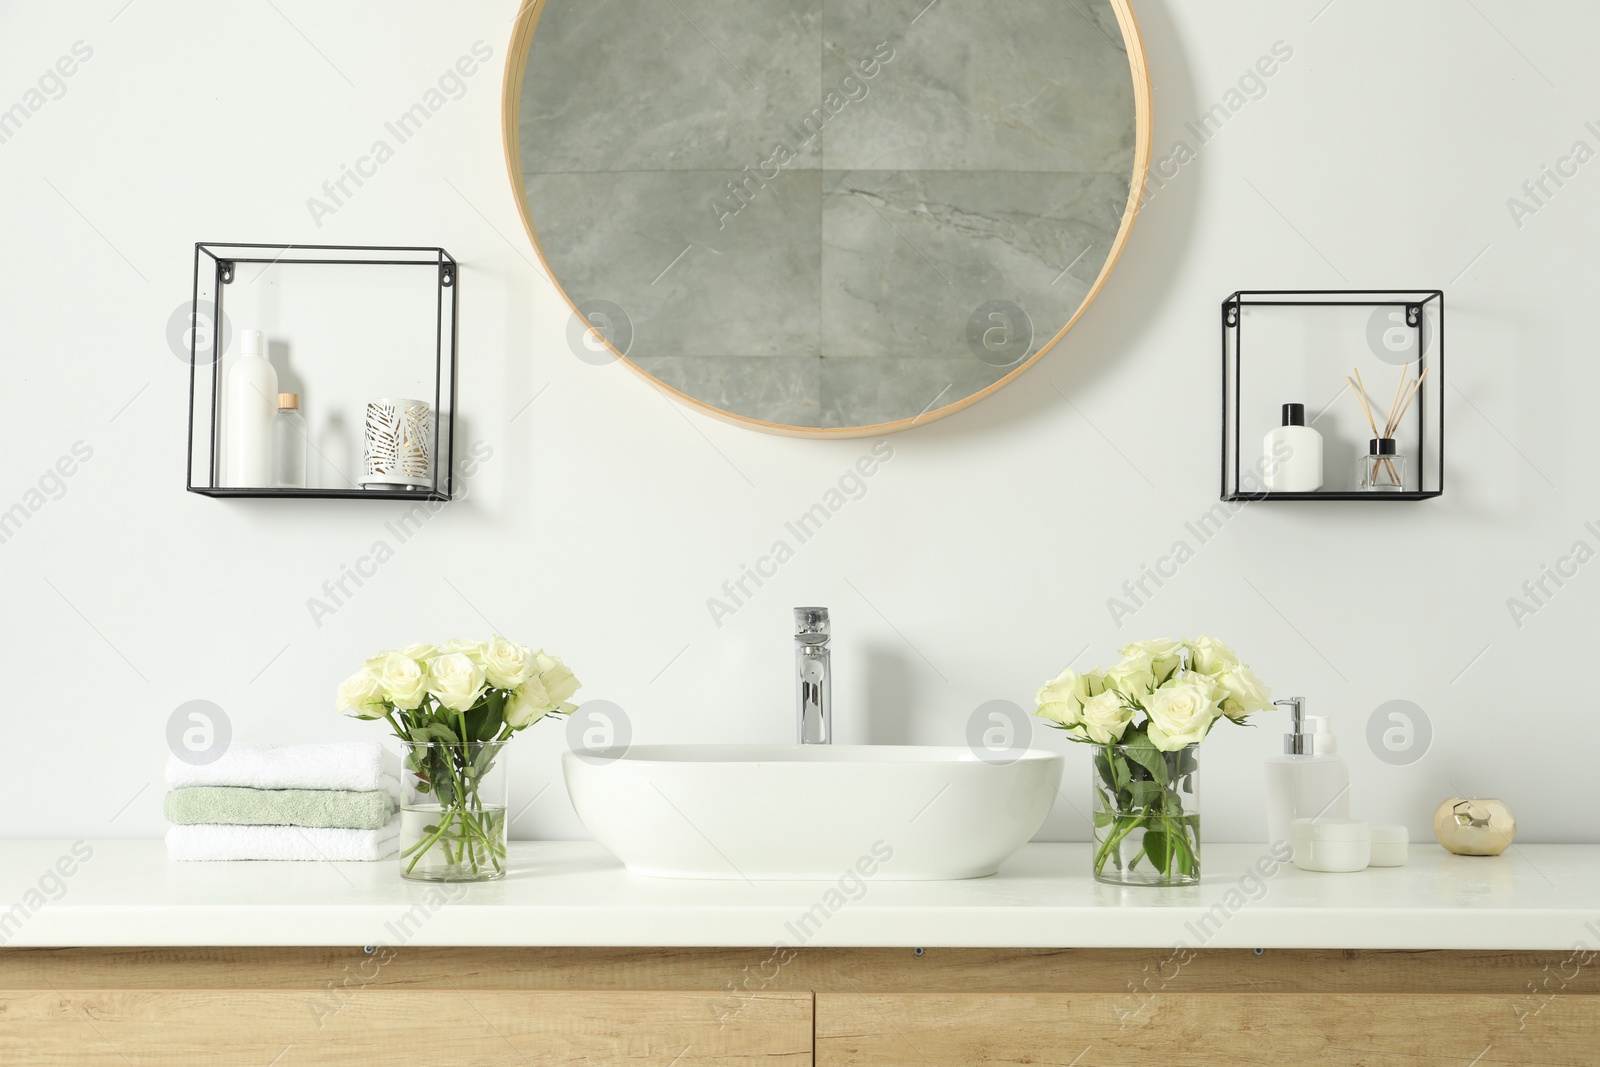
[
  {"xmin": 463, "ymin": 692, "xmax": 506, "ymax": 742},
  {"xmin": 1121, "ymin": 733, "xmax": 1169, "ymax": 786},
  {"xmin": 1127, "ymin": 780, "xmax": 1164, "ymax": 810},
  {"xmin": 411, "ymin": 721, "xmax": 458, "ymax": 745},
  {"xmin": 1143, "ymin": 828, "xmax": 1173, "ymax": 872},
  {"xmin": 1172, "ymin": 826, "xmax": 1196, "ymax": 876},
  {"xmin": 479, "ymin": 691, "xmax": 506, "ymax": 741},
  {"xmin": 1110, "ymin": 751, "xmax": 1132, "ymax": 792}
]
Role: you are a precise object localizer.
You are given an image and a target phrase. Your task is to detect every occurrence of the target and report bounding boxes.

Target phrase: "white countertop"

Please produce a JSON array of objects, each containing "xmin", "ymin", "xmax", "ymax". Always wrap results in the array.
[{"xmin": 1, "ymin": 840, "xmax": 1593, "ymax": 950}]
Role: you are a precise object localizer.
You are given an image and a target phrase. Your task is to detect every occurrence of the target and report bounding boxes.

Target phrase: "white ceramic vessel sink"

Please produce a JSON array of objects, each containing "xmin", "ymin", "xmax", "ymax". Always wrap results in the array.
[{"xmin": 562, "ymin": 744, "xmax": 1063, "ymax": 880}]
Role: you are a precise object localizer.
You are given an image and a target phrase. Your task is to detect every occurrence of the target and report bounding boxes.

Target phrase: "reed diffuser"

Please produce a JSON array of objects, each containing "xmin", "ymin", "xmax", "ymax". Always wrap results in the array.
[{"xmin": 1345, "ymin": 365, "xmax": 1427, "ymax": 492}]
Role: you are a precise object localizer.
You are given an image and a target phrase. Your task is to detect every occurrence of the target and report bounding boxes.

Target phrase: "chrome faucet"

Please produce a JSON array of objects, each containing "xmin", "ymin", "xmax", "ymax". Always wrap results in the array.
[{"xmin": 795, "ymin": 607, "xmax": 831, "ymax": 744}]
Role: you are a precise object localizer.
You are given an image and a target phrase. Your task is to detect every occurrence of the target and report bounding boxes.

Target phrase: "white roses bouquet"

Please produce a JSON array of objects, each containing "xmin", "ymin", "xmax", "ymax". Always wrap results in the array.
[
  {"xmin": 1035, "ymin": 636, "xmax": 1270, "ymax": 884},
  {"xmin": 338, "ymin": 637, "xmax": 580, "ymax": 738},
  {"xmin": 337, "ymin": 637, "xmax": 580, "ymax": 878}
]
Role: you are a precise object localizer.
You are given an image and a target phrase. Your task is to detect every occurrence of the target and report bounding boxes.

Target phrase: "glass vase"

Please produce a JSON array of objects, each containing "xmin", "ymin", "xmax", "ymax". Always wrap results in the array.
[
  {"xmin": 400, "ymin": 741, "xmax": 508, "ymax": 882},
  {"xmin": 1091, "ymin": 741, "xmax": 1200, "ymax": 887}
]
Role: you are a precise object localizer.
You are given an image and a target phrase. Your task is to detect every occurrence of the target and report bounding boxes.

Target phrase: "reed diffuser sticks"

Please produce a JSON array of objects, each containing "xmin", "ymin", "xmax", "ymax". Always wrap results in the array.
[
  {"xmin": 1346, "ymin": 369, "xmax": 1381, "ymax": 438},
  {"xmin": 1387, "ymin": 366, "xmax": 1429, "ymax": 437},
  {"xmin": 1346, "ymin": 363, "xmax": 1426, "ymax": 490}
]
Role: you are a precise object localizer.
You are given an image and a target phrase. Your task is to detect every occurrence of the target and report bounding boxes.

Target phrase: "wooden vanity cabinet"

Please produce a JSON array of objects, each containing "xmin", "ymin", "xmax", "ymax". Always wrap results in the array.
[{"xmin": 2, "ymin": 947, "xmax": 1595, "ymax": 1065}]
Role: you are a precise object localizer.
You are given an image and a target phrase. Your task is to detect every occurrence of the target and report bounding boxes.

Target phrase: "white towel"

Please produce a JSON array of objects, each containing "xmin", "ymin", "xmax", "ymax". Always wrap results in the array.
[
  {"xmin": 165, "ymin": 742, "xmax": 400, "ymax": 797},
  {"xmin": 166, "ymin": 815, "xmax": 401, "ymax": 862}
]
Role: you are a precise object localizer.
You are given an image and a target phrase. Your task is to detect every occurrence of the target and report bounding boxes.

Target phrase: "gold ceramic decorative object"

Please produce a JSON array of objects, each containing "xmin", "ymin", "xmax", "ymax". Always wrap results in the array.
[{"xmin": 1433, "ymin": 797, "xmax": 1515, "ymax": 856}]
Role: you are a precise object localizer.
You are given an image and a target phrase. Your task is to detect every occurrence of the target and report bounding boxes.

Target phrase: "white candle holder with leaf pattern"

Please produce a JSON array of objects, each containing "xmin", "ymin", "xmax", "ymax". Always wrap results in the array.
[{"xmin": 360, "ymin": 397, "xmax": 433, "ymax": 490}]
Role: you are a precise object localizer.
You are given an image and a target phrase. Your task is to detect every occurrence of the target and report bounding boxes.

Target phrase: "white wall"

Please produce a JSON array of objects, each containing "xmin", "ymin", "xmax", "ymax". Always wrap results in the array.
[{"xmin": 3, "ymin": 0, "xmax": 1594, "ymax": 846}]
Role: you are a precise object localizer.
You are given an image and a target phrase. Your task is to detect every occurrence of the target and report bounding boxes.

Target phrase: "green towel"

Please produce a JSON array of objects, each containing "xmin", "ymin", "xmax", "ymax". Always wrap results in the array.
[{"xmin": 164, "ymin": 787, "xmax": 394, "ymax": 830}]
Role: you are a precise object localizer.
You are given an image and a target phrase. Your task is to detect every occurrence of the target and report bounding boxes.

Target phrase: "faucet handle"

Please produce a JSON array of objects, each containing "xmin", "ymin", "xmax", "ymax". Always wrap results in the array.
[{"xmin": 794, "ymin": 606, "xmax": 830, "ymax": 638}]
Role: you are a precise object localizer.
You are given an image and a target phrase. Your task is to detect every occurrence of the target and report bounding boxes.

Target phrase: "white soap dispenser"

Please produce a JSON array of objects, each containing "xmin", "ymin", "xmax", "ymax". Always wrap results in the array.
[
  {"xmin": 1263, "ymin": 402, "xmax": 1323, "ymax": 492},
  {"xmin": 224, "ymin": 328, "xmax": 278, "ymax": 488},
  {"xmin": 1264, "ymin": 697, "xmax": 1350, "ymax": 847}
]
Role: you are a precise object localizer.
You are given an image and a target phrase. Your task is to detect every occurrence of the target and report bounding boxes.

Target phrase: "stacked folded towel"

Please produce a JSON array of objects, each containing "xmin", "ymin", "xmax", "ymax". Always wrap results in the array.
[{"xmin": 165, "ymin": 742, "xmax": 401, "ymax": 862}]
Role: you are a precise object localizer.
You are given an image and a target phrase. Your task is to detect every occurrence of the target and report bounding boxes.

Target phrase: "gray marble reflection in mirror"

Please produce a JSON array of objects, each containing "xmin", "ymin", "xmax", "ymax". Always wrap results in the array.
[{"xmin": 506, "ymin": 0, "xmax": 1150, "ymax": 436}]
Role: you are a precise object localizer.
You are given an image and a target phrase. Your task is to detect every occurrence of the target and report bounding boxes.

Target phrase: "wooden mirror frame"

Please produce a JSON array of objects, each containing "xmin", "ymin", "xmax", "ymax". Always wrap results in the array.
[{"xmin": 501, "ymin": 1, "xmax": 1153, "ymax": 439}]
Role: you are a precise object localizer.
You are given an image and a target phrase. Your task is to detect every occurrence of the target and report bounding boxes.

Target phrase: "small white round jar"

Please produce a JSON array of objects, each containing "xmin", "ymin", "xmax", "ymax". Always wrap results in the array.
[
  {"xmin": 1368, "ymin": 824, "xmax": 1409, "ymax": 867},
  {"xmin": 1291, "ymin": 817, "xmax": 1370, "ymax": 873}
]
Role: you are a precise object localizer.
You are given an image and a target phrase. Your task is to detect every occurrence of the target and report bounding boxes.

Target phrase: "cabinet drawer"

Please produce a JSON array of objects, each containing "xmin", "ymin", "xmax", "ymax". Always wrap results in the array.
[
  {"xmin": 816, "ymin": 992, "xmax": 1598, "ymax": 1066},
  {"xmin": 0, "ymin": 989, "xmax": 813, "ymax": 1066}
]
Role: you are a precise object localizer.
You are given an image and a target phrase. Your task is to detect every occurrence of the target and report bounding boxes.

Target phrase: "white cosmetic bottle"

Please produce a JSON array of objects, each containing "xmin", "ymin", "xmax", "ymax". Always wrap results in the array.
[
  {"xmin": 1263, "ymin": 402, "xmax": 1323, "ymax": 492},
  {"xmin": 1264, "ymin": 697, "xmax": 1350, "ymax": 847},
  {"xmin": 225, "ymin": 329, "xmax": 278, "ymax": 488}
]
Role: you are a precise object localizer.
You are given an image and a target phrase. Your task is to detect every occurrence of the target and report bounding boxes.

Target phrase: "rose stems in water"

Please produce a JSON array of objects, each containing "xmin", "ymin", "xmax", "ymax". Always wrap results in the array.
[
  {"xmin": 403, "ymin": 747, "xmax": 504, "ymax": 876},
  {"xmin": 406, "ymin": 750, "xmax": 464, "ymax": 874},
  {"xmin": 1094, "ymin": 749, "xmax": 1143, "ymax": 875},
  {"xmin": 445, "ymin": 747, "xmax": 503, "ymax": 874},
  {"xmin": 453, "ymin": 715, "xmax": 481, "ymax": 877},
  {"xmin": 446, "ymin": 740, "xmax": 506, "ymax": 872},
  {"xmin": 1096, "ymin": 812, "xmax": 1146, "ymax": 874}
]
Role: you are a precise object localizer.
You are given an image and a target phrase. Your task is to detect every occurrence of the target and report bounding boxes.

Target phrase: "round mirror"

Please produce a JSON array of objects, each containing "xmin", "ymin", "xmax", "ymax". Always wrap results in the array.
[{"xmin": 504, "ymin": 1, "xmax": 1150, "ymax": 437}]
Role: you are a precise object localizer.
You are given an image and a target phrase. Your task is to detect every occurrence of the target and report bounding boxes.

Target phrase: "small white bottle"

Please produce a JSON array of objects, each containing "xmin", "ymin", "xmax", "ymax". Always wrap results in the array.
[
  {"xmin": 224, "ymin": 329, "xmax": 278, "ymax": 487},
  {"xmin": 1263, "ymin": 402, "xmax": 1323, "ymax": 492},
  {"xmin": 1264, "ymin": 697, "xmax": 1350, "ymax": 847},
  {"xmin": 271, "ymin": 393, "xmax": 308, "ymax": 489}
]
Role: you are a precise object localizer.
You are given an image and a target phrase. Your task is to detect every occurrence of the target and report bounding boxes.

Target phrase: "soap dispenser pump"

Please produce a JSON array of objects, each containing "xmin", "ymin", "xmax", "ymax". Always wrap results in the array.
[{"xmin": 1264, "ymin": 697, "xmax": 1350, "ymax": 847}]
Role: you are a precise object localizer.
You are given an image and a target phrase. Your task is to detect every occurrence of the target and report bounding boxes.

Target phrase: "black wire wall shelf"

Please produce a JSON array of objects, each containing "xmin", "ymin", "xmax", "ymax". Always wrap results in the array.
[
  {"xmin": 185, "ymin": 242, "xmax": 458, "ymax": 501},
  {"xmin": 1221, "ymin": 289, "xmax": 1443, "ymax": 502}
]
